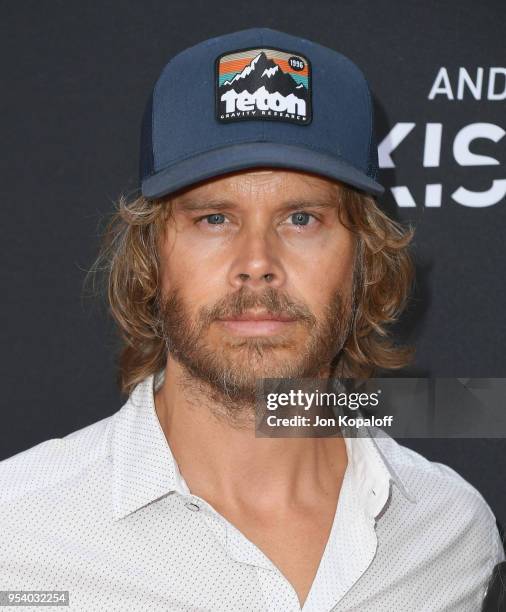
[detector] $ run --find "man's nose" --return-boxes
[228,228,286,290]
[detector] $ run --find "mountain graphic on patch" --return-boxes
[216,47,312,125]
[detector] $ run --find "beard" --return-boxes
[158,283,354,416]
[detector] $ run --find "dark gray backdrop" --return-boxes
[1,0,505,530]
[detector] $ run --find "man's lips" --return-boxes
[216,310,297,336]
[219,310,296,322]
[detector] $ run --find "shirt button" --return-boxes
[184,501,201,512]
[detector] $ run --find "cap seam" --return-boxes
[260,28,266,143]
[365,84,374,178]
[362,75,376,179]
[151,72,162,172]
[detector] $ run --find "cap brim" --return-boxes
[142,142,384,199]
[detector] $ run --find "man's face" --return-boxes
[158,169,356,404]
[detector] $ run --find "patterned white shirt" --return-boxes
[0,371,503,611]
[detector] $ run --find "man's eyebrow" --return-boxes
[176,197,340,213]
[176,198,236,212]
[280,198,340,212]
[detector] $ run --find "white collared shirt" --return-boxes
[0,372,503,611]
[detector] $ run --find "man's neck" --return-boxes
[153,357,348,508]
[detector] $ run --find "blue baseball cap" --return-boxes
[140,27,384,199]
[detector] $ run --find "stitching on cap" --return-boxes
[363,75,375,179]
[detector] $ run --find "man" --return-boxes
[0,27,503,611]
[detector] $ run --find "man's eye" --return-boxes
[290,212,315,226]
[201,213,226,224]
[197,212,316,227]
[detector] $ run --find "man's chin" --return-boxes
[173,337,335,411]
[211,333,327,380]
[183,345,311,400]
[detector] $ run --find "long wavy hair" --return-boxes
[87,181,416,396]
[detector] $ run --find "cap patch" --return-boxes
[216,47,312,125]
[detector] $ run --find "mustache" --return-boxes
[198,286,317,327]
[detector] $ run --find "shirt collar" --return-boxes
[111,372,416,521]
[344,429,417,519]
[111,371,189,521]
